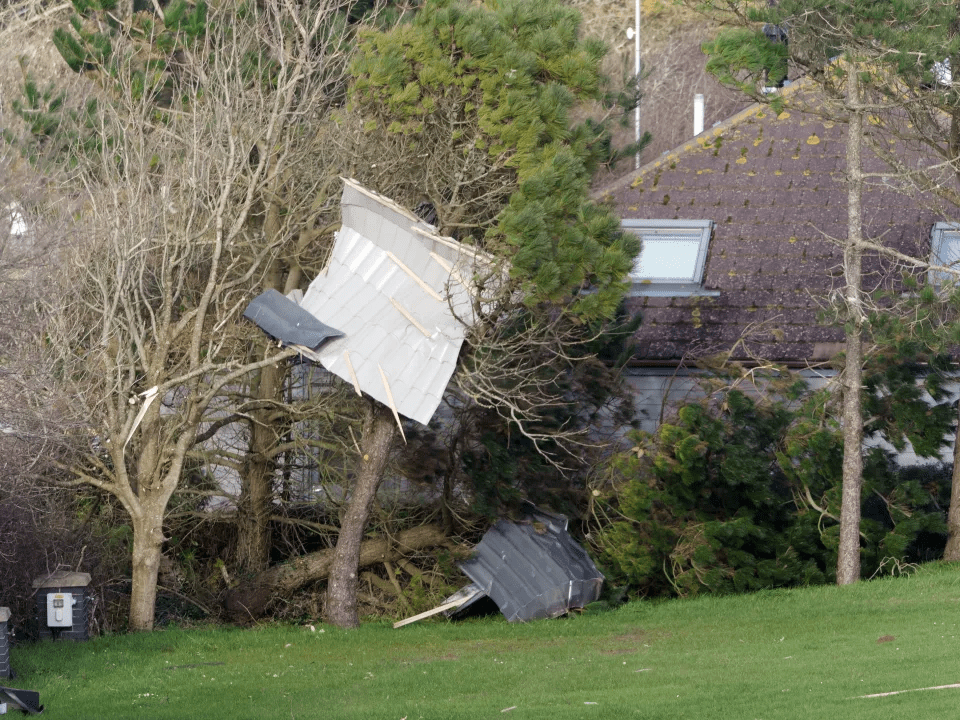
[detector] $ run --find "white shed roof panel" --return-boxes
[298,179,490,425]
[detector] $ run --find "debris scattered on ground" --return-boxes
[857,683,960,699]
[395,503,603,627]
[0,685,43,715]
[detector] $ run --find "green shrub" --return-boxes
[592,381,948,599]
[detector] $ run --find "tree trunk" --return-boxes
[837,66,865,586]
[943,405,960,561]
[325,400,397,628]
[129,509,165,631]
[945,57,960,563]
[224,524,449,620]
[236,363,285,574]
[236,447,276,574]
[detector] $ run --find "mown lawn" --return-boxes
[8,562,960,719]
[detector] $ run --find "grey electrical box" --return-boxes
[33,572,91,641]
[46,593,74,628]
[0,608,9,679]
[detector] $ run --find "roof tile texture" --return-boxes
[598,92,942,364]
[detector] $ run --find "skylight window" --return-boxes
[930,222,960,287]
[622,219,714,296]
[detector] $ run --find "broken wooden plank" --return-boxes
[430,252,474,296]
[342,177,423,224]
[392,598,468,629]
[124,386,159,450]
[378,364,406,443]
[389,297,433,337]
[857,683,960,698]
[343,350,362,396]
[412,226,482,259]
[385,251,443,301]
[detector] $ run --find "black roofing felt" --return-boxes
[243,289,342,350]
[0,686,43,715]
[458,506,603,622]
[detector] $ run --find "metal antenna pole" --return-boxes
[632,0,641,169]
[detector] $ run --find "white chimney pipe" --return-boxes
[694,93,704,136]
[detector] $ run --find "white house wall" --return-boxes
[626,366,956,468]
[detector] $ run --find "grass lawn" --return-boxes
[8,562,960,719]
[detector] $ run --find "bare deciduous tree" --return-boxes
[0,66,99,625]
[21,0,368,630]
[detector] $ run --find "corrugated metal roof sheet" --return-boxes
[298,179,488,425]
[457,506,604,622]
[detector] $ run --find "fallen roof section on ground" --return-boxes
[394,504,604,627]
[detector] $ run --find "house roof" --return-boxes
[595,83,939,366]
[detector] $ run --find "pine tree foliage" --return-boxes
[331,0,650,529]
[697,0,960,175]
[10,0,361,172]
[348,0,644,322]
[51,0,206,87]
[698,1,960,90]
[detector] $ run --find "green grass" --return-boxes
[9,563,960,719]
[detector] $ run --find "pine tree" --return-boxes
[348,0,643,319]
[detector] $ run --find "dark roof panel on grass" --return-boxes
[458,506,603,622]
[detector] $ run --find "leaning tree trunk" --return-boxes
[837,66,865,586]
[943,407,960,561]
[325,399,397,628]
[944,70,960,563]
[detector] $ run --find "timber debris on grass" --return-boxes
[857,683,960,698]
[225,524,450,620]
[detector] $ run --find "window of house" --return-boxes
[930,222,960,287]
[622,219,716,296]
